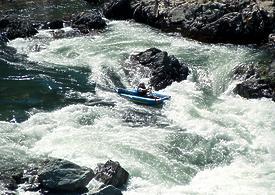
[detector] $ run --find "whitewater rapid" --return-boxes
[3,20,275,194]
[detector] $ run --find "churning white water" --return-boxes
[4,20,275,194]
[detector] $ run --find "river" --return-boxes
[1,6,275,194]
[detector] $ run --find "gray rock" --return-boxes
[234,78,275,99]
[131,48,189,90]
[94,160,129,188]
[38,158,95,192]
[72,10,107,34]
[233,60,275,101]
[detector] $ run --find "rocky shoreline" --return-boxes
[0,157,128,194]
[102,0,274,44]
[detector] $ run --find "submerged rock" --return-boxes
[72,10,107,34]
[131,48,189,90]
[94,160,129,188]
[91,185,123,195]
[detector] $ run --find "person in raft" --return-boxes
[137,82,159,100]
[137,82,149,96]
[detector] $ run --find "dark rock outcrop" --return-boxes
[72,10,107,34]
[37,158,95,192]
[103,0,275,44]
[233,62,275,101]
[0,158,129,194]
[103,0,133,19]
[91,185,123,195]
[167,0,273,44]
[131,48,189,90]
[234,78,275,99]
[0,172,23,192]
[94,160,129,188]
[41,20,64,29]
[0,17,38,40]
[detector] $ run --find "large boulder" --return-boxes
[72,10,107,34]
[233,61,275,101]
[37,158,95,192]
[131,48,189,90]
[234,78,275,99]
[94,160,129,188]
[0,17,38,40]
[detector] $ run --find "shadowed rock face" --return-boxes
[103,0,275,44]
[0,158,130,194]
[104,0,133,19]
[233,62,275,101]
[94,160,129,188]
[130,48,189,90]
[72,10,107,34]
[0,17,38,40]
[37,158,95,192]
[234,78,275,99]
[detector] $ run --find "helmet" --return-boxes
[138,82,145,87]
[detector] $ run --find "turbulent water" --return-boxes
[1,19,275,194]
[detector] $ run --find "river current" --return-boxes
[1,19,275,194]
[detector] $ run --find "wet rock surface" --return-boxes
[103,0,275,44]
[94,160,129,188]
[233,62,275,101]
[0,157,129,194]
[37,158,95,192]
[130,48,189,90]
[72,10,107,34]
[0,17,38,40]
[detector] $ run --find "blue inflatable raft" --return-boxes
[116,88,170,106]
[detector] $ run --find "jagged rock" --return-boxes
[0,158,128,194]
[72,10,106,34]
[91,185,123,195]
[233,60,275,101]
[94,160,129,188]
[37,158,95,192]
[131,48,189,90]
[103,0,274,44]
[0,17,38,40]
[233,64,259,80]
[0,169,24,193]
[234,78,275,99]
